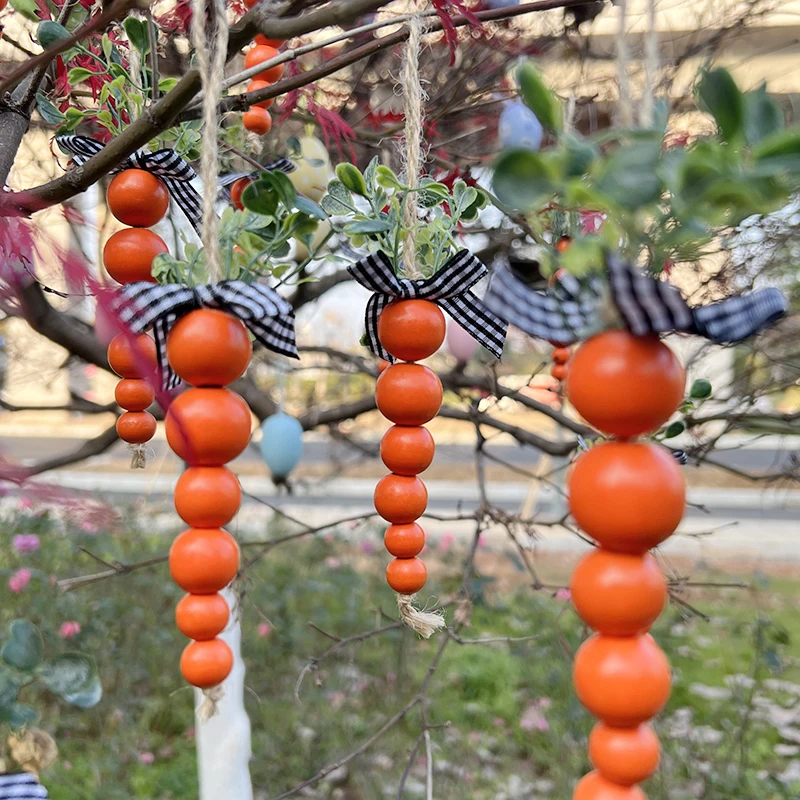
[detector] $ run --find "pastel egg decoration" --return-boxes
[498,100,543,152]
[260,412,304,482]
[447,320,479,363]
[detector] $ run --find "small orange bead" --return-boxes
[115,379,155,411]
[573,771,646,800]
[384,523,425,558]
[116,411,157,444]
[589,723,660,786]
[176,593,230,640]
[386,557,427,594]
[375,364,442,425]
[551,363,568,381]
[180,638,233,688]
[552,346,570,364]
[380,426,435,476]
[246,79,274,109]
[107,333,157,379]
[243,107,273,135]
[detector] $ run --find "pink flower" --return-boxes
[79,521,98,534]
[257,623,271,638]
[520,698,551,733]
[59,621,81,638]
[555,588,571,601]
[8,568,32,593]
[17,497,33,510]
[325,557,341,569]
[360,540,375,554]
[477,534,487,549]
[438,533,455,553]
[138,752,155,765]
[328,691,346,710]
[12,534,40,555]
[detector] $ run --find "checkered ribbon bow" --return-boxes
[56,135,202,235]
[348,250,508,362]
[110,281,298,390]
[486,252,786,345]
[0,774,48,798]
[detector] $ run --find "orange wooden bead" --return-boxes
[174,467,242,528]
[380,426,435,476]
[169,528,240,594]
[373,474,428,523]
[180,638,233,688]
[573,634,672,727]
[116,411,157,443]
[552,346,570,364]
[589,723,660,786]
[384,523,425,558]
[107,333,157,379]
[570,550,667,636]
[551,363,568,381]
[176,593,230,640]
[377,300,446,362]
[386,557,427,594]
[375,364,442,425]
[115,378,155,411]
[573,771,646,800]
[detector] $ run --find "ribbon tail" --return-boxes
[364,293,392,362]
[692,287,787,343]
[484,265,592,345]
[162,176,203,237]
[248,316,299,359]
[438,292,508,360]
[347,251,403,295]
[153,315,180,390]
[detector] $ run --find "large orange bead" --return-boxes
[573,634,672,727]
[567,442,685,553]
[165,388,252,465]
[169,528,240,594]
[166,309,252,387]
[373,475,428,523]
[573,771,646,800]
[589,723,660,786]
[380,426,435,475]
[566,330,685,438]
[570,550,667,636]
[107,169,170,228]
[174,467,242,528]
[377,300,446,362]
[375,364,442,425]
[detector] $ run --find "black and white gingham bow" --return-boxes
[348,250,508,362]
[0,774,48,798]
[486,252,786,344]
[110,281,298,389]
[56,135,202,235]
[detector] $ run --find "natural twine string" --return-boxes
[190,0,229,716]
[615,0,633,127]
[191,0,229,283]
[640,0,659,127]
[401,15,424,280]
[129,443,147,469]
[395,12,444,639]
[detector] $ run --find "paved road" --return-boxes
[3,435,798,475]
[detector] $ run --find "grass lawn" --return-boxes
[1,502,798,799]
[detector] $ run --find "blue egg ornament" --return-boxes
[260,413,304,482]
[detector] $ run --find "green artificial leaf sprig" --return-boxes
[152,170,326,287]
[321,156,488,277]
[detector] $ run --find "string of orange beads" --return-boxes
[165,309,253,691]
[104,169,169,467]
[374,301,444,621]
[565,330,686,800]
[241,0,286,134]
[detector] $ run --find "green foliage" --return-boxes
[517,61,562,132]
[493,63,800,276]
[322,157,488,275]
[690,378,714,399]
[0,619,101,732]
[153,170,324,286]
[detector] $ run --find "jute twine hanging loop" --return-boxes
[395,14,445,639]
